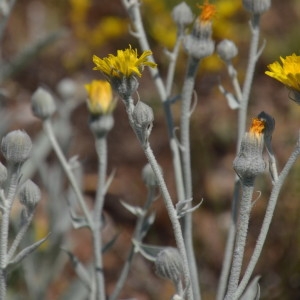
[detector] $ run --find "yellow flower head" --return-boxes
[249,118,265,137]
[93,45,157,79]
[85,80,115,115]
[265,53,300,93]
[197,0,217,23]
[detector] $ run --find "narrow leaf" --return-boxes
[7,233,50,271]
[102,233,119,254]
[120,200,144,217]
[132,239,165,262]
[62,248,91,290]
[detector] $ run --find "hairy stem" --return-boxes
[180,56,201,300]
[237,14,261,147]
[92,136,107,300]
[43,119,93,229]
[235,143,300,299]
[225,181,254,299]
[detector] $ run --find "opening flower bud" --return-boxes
[234,119,266,185]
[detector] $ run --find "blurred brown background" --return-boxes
[1,0,300,299]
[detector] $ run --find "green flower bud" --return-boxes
[1,130,32,164]
[56,78,76,100]
[217,39,238,62]
[132,101,154,145]
[155,247,184,285]
[19,180,41,211]
[172,2,194,30]
[31,87,56,120]
[142,163,160,187]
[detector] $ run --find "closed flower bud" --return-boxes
[1,130,32,164]
[142,163,160,187]
[172,2,194,30]
[19,180,41,211]
[217,39,238,62]
[242,0,271,14]
[31,87,56,120]
[56,78,76,100]
[132,101,154,145]
[132,101,154,127]
[0,162,7,186]
[234,118,266,185]
[155,247,184,285]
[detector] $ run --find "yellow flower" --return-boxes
[93,45,157,78]
[197,0,217,23]
[265,53,300,93]
[85,80,115,114]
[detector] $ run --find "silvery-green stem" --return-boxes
[216,180,240,300]
[123,0,186,208]
[43,119,93,229]
[180,56,201,300]
[164,34,186,207]
[143,145,193,300]
[124,98,192,299]
[238,14,261,147]
[225,181,255,300]
[166,36,183,97]
[109,186,156,300]
[0,165,20,298]
[93,136,107,300]
[234,143,300,299]
[121,0,166,101]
